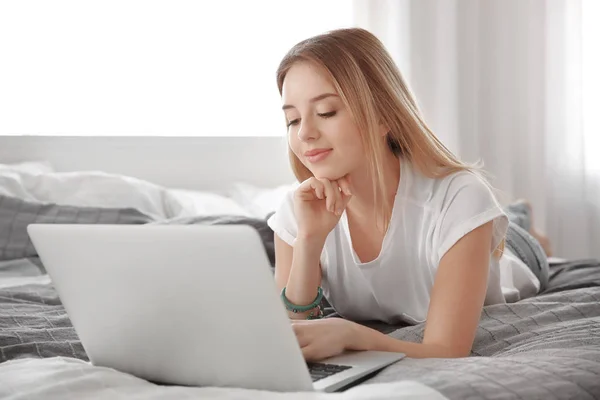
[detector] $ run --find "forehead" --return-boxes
[281,61,337,104]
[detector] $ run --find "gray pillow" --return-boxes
[151,213,276,269]
[0,194,153,262]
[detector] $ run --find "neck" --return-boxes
[346,149,401,218]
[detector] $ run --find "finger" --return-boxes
[301,344,319,362]
[335,177,353,213]
[296,332,310,348]
[291,321,306,331]
[297,178,322,200]
[309,179,325,200]
[320,179,336,213]
[339,185,353,210]
[340,191,352,211]
[345,174,353,187]
[291,323,312,346]
[337,176,352,196]
[330,181,343,216]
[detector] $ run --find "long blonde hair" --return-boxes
[276,28,484,234]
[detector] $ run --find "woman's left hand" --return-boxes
[291,318,360,362]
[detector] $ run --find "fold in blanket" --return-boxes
[1,260,599,399]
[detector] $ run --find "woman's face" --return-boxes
[281,61,366,181]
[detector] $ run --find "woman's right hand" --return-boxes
[294,176,353,242]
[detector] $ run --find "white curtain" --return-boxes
[354,0,600,259]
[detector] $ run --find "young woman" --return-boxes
[267,28,551,362]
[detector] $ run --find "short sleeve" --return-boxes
[266,188,298,247]
[433,172,509,266]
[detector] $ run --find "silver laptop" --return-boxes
[27,223,404,393]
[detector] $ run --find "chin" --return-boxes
[310,166,348,182]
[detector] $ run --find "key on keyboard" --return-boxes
[307,362,352,382]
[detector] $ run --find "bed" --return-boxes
[1,136,599,400]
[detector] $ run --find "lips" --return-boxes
[304,148,333,163]
[304,148,332,157]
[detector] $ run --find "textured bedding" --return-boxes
[1,193,600,399]
[0,194,152,262]
[1,259,599,399]
[0,357,445,400]
[382,277,600,399]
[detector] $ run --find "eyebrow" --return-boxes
[282,93,339,110]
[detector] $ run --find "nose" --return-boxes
[297,116,320,142]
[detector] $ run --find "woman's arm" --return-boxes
[274,234,324,320]
[346,221,494,358]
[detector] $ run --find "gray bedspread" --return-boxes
[380,283,600,399]
[1,194,599,399]
[0,267,87,362]
[1,259,599,399]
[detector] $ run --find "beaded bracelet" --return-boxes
[281,286,323,314]
[307,306,324,320]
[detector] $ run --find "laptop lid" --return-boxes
[27,223,314,392]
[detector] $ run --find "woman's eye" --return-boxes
[318,111,337,118]
[287,119,300,127]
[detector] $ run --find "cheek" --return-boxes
[335,124,364,155]
[340,142,365,163]
[287,132,302,158]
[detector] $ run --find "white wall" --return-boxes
[0,136,296,192]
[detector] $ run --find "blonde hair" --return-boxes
[276,28,485,234]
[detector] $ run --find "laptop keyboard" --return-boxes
[307,362,352,382]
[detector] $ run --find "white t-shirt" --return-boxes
[267,158,538,325]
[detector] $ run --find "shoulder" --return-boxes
[426,170,508,263]
[436,170,499,209]
[406,164,500,213]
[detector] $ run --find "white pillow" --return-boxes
[0,161,54,175]
[166,189,251,218]
[0,167,256,220]
[0,170,174,220]
[229,182,298,219]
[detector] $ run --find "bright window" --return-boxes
[582,0,600,173]
[0,1,353,136]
